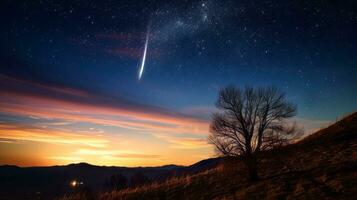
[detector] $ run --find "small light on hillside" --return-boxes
[70,180,83,187]
[70,180,77,187]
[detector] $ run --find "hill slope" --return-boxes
[71,112,357,200]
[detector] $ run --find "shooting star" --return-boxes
[138,31,149,80]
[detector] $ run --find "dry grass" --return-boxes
[100,168,220,200]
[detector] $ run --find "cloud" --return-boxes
[0,74,209,136]
[153,133,211,149]
[0,122,109,148]
[75,148,160,159]
[0,138,17,144]
[105,46,161,59]
[96,32,143,42]
[37,121,75,126]
[180,105,218,120]
[115,153,161,159]
[95,31,162,59]
[47,156,84,161]
[168,137,210,149]
[105,47,146,59]
[0,74,89,98]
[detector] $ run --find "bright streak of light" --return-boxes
[138,31,149,80]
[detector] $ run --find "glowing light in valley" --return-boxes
[70,180,77,187]
[70,180,83,187]
[138,30,149,80]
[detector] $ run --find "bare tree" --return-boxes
[209,86,299,180]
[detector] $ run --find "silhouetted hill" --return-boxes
[0,157,219,200]
[62,112,356,200]
[178,157,223,174]
[301,112,357,143]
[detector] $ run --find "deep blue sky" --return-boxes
[0,0,356,166]
[2,0,357,119]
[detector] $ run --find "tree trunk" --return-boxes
[246,156,259,181]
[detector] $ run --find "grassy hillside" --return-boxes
[61,112,357,200]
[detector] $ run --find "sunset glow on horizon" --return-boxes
[0,75,212,167]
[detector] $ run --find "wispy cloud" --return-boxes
[96,32,143,41]
[95,31,162,59]
[0,122,109,148]
[75,148,161,159]
[153,133,211,149]
[168,137,210,149]
[0,74,209,136]
[47,156,84,161]
[105,47,146,59]
[105,46,161,59]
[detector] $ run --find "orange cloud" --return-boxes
[0,74,209,135]
[0,123,109,148]
[0,90,209,135]
[75,148,161,159]
[153,133,211,149]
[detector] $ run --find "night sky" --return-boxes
[0,0,356,166]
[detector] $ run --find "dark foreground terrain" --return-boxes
[61,112,357,200]
[0,151,220,200]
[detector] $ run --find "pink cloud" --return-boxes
[0,75,209,136]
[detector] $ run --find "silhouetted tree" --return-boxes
[209,86,299,180]
[130,172,150,187]
[108,173,127,191]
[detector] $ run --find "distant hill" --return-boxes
[0,158,220,200]
[60,112,356,200]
